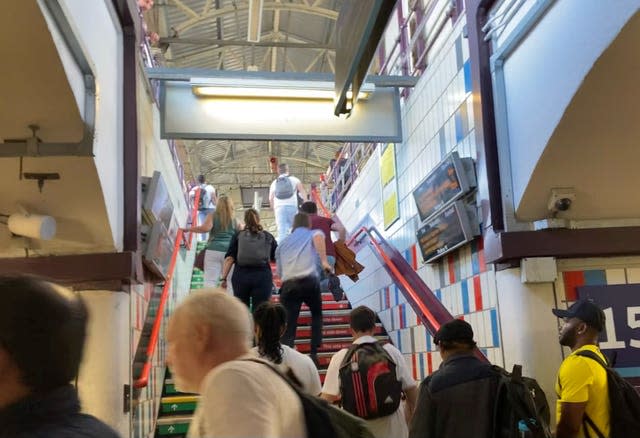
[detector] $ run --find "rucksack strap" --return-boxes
[573,350,609,438]
[575,350,610,369]
[583,414,605,438]
[339,341,395,368]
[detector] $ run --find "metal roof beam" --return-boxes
[159,36,334,50]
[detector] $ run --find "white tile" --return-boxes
[606,268,627,285]
[627,268,640,283]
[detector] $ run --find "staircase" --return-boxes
[155,241,206,438]
[154,243,390,436]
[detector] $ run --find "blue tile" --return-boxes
[463,60,472,93]
[439,127,446,158]
[490,309,500,347]
[419,353,425,378]
[584,270,607,285]
[461,281,470,314]
[471,240,480,275]
[426,330,432,351]
[396,331,402,351]
[455,109,463,143]
[455,36,463,71]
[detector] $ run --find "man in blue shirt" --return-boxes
[276,213,332,365]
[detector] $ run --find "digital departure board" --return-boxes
[416,202,474,263]
[412,152,474,222]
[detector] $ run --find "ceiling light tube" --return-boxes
[190,77,374,101]
[247,0,264,43]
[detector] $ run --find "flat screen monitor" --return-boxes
[416,201,475,263]
[143,220,173,279]
[412,152,474,223]
[142,171,174,228]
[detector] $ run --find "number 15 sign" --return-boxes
[578,284,640,374]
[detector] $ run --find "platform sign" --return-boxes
[412,152,473,222]
[577,284,640,375]
[416,201,474,263]
[380,143,399,229]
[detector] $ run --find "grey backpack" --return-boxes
[274,176,295,199]
[236,230,272,266]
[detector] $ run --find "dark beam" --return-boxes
[484,227,640,264]
[160,37,334,50]
[0,252,137,287]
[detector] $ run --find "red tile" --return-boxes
[473,275,483,310]
[562,271,584,301]
[448,255,456,284]
[478,238,487,273]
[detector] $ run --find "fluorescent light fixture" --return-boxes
[247,0,264,43]
[190,77,374,101]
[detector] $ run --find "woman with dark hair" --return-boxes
[220,209,277,310]
[251,302,321,396]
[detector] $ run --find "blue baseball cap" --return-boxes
[552,299,605,332]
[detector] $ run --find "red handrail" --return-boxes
[134,188,202,389]
[310,186,331,218]
[347,227,440,331]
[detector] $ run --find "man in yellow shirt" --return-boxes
[552,299,609,438]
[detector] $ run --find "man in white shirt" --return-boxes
[269,163,307,242]
[189,174,217,241]
[166,289,306,438]
[321,306,418,438]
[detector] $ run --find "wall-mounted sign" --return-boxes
[416,201,476,263]
[577,284,640,375]
[412,152,476,223]
[142,171,174,228]
[380,143,400,229]
[143,220,173,279]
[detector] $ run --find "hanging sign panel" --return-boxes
[161,82,402,142]
[380,143,399,229]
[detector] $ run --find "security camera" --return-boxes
[548,188,576,214]
[554,198,572,211]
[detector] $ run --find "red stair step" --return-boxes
[272,292,341,303]
[296,323,383,339]
[298,310,351,326]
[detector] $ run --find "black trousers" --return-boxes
[280,275,323,355]
[232,267,272,311]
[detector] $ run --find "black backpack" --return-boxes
[274,176,294,199]
[245,359,374,438]
[575,350,640,438]
[236,230,272,266]
[492,364,552,438]
[339,342,403,420]
[196,184,210,210]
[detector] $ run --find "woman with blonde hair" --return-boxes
[183,195,242,289]
[220,208,277,310]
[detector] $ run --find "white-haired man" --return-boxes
[166,289,306,438]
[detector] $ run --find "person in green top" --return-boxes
[183,195,242,290]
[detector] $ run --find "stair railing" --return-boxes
[134,188,202,389]
[347,225,489,363]
[310,185,332,218]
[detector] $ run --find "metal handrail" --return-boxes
[347,225,489,362]
[133,188,201,389]
[310,186,331,218]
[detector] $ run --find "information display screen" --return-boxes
[412,152,467,222]
[416,202,471,263]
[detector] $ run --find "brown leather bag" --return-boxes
[334,241,364,282]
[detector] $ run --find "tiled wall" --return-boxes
[338,13,504,381]
[131,249,195,438]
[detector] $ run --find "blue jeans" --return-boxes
[197,208,215,241]
[275,204,297,243]
[318,255,336,294]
